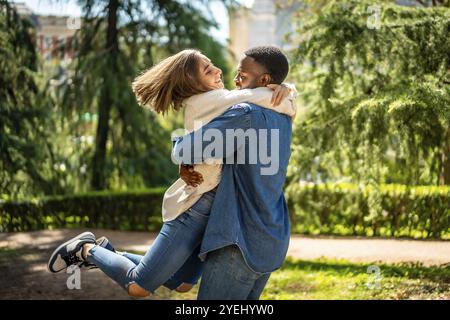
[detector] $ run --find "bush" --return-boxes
[286,183,450,239]
[0,188,165,232]
[2,184,449,239]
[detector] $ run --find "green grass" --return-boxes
[0,247,24,258]
[154,257,450,300]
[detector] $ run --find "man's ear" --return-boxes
[260,74,272,86]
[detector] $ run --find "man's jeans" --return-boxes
[86,191,215,293]
[197,245,271,300]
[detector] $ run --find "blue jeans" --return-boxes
[197,245,271,300]
[121,245,203,290]
[86,191,215,293]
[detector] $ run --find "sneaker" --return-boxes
[96,236,116,253]
[47,231,96,273]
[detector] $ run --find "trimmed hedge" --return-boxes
[1,184,449,239]
[0,188,165,232]
[286,183,450,239]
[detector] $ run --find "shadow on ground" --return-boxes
[0,229,152,300]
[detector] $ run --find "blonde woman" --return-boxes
[48,48,296,298]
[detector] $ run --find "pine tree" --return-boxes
[0,0,60,197]
[288,0,450,186]
[57,0,232,190]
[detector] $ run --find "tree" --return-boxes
[288,0,450,187]
[0,0,62,197]
[57,0,232,191]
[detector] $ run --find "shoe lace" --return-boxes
[63,251,83,266]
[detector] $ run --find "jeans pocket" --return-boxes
[188,192,214,218]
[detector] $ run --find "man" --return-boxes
[174,46,293,299]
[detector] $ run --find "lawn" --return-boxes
[155,257,450,300]
[0,246,448,300]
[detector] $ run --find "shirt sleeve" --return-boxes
[217,88,296,119]
[172,105,251,165]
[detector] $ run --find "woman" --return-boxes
[47,49,296,298]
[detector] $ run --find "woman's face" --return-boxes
[197,55,224,90]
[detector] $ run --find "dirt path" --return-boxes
[0,229,449,299]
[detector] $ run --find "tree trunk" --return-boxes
[439,128,450,185]
[91,0,119,190]
[91,92,112,190]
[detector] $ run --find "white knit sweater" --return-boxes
[162,87,297,222]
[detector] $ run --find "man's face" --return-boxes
[234,56,270,89]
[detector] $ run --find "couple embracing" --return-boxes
[48,46,296,300]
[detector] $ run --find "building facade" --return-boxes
[13,2,79,61]
[228,0,300,61]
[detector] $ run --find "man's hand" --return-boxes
[179,165,204,187]
[266,83,292,106]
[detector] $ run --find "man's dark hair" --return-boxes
[244,46,289,84]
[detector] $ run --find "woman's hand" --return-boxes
[180,164,203,187]
[266,84,291,106]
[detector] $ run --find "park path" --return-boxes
[0,229,448,300]
[1,228,449,266]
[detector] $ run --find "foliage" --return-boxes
[286,182,450,239]
[2,183,449,239]
[1,0,235,197]
[55,0,233,191]
[0,0,66,197]
[0,188,165,232]
[288,0,450,187]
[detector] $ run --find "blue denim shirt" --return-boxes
[172,103,292,273]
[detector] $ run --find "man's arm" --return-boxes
[172,105,250,165]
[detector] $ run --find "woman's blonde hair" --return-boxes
[132,49,206,114]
